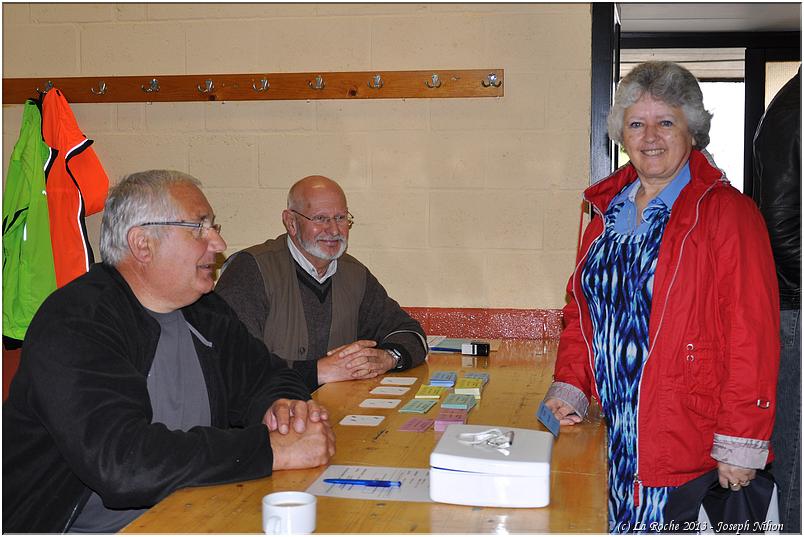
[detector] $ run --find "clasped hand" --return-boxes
[264,399,336,470]
[317,340,394,384]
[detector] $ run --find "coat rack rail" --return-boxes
[2,69,504,104]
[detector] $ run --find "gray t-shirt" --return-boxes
[69,309,211,533]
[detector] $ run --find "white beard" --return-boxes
[299,234,347,261]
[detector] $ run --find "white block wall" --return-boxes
[3,3,592,309]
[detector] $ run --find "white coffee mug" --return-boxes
[261,491,316,534]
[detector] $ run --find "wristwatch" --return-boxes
[386,348,403,370]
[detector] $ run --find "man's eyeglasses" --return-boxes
[138,220,222,239]
[291,210,354,229]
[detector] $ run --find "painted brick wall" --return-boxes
[2,3,591,309]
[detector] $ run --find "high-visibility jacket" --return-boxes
[42,89,108,288]
[2,100,57,341]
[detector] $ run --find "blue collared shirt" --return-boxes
[610,161,691,235]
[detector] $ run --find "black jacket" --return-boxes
[753,69,801,310]
[2,263,311,533]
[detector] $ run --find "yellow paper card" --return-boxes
[414,385,448,399]
[454,378,483,398]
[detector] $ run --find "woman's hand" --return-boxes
[544,398,583,426]
[717,461,756,491]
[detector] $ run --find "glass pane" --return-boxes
[613,82,745,192]
[701,81,745,191]
[616,48,747,190]
[765,61,801,108]
[620,48,745,79]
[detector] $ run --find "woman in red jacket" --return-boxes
[543,62,779,532]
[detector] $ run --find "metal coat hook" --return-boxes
[308,75,326,90]
[36,80,54,94]
[90,80,107,95]
[197,79,214,94]
[425,73,442,89]
[141,79,160,93]
[481,73,502,88]
[368,74,384,89]
[252,78,270,92]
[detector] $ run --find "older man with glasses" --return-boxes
[3,170,335,533]
[216,175,427,392]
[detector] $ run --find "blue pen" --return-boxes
[323,478,402,488]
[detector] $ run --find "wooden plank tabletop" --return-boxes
[122,340,607,533]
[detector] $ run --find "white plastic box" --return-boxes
[429,424,553,508]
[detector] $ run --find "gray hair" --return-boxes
[608,61,713,149]
[99,170,201,266]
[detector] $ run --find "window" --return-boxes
[619,48,748,190]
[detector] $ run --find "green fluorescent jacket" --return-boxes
[3,100,57,341]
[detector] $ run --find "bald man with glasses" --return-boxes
[216,175,427,392]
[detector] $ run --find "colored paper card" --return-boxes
[428,337,465,352]
[400,399,437,414]
[434,419,466,431]
[398,417,434,432]
[340,415,385,426]
[359,398,401,409]
[414,385,448,399]
[434,408,468,432]
[381,376,418,386]
[454,378,483,398]
[536,401,560,437]
[464,372,490,385]
[442,393,477,410]
[370,386,410,396]
[427,335,446,348]
[435,408,468,421]
[428,371,457,387]
[455,378,483,389]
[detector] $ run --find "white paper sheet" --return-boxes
[359,398,401,409]
[381,376,418,386]
[306,465,431,503]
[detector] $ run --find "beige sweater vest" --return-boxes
[243,234,365,363]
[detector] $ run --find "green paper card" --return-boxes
[442,393,477,410]
[399,399,437,413]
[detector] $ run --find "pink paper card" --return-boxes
[434,408,468,432]
[436,408,468,420]
[398,417,434,432]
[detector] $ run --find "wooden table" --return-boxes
[122,340,607,533]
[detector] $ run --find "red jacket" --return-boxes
[42,89,109,288]
[554,150,780,487]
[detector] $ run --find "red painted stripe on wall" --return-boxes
[403,307,563,339]
[3,348,21,401]
[1,308,565,400]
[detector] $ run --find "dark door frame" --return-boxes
[590,3,620,184]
